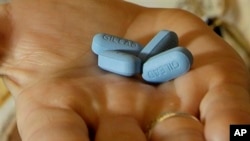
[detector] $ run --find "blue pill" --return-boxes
[92,33,143,55]
[142,47,193,83]
[98,51,141,76]
[138,30,178,62]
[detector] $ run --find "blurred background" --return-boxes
[0,0,250,140]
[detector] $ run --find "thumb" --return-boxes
[0,3,11,64]
[0,2,11,41]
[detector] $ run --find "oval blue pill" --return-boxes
[142,47,193,83]
[138,30,178,62]
[98,51,141,76]
[92,33,143,55]
[167,46,193,65]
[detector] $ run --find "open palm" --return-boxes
[0,0,249,141]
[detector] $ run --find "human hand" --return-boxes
[0,0,250,141]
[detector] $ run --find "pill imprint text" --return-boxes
[103,34,138,48]
[148,61,180,79]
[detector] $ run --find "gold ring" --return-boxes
[146,112,199,139]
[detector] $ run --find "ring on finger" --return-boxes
[146,112,200,139]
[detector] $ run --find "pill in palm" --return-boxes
[92,33,143,55]
[138,30,178,62]
[142,47,193,83]
[98,51,141,76]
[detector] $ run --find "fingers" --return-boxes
[16,103,90,141]
[200,84,250,141]
[95,116,146,141]
[15,87,90,141]
[148,113,204,141]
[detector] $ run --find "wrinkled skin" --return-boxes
[0,0,250,141]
